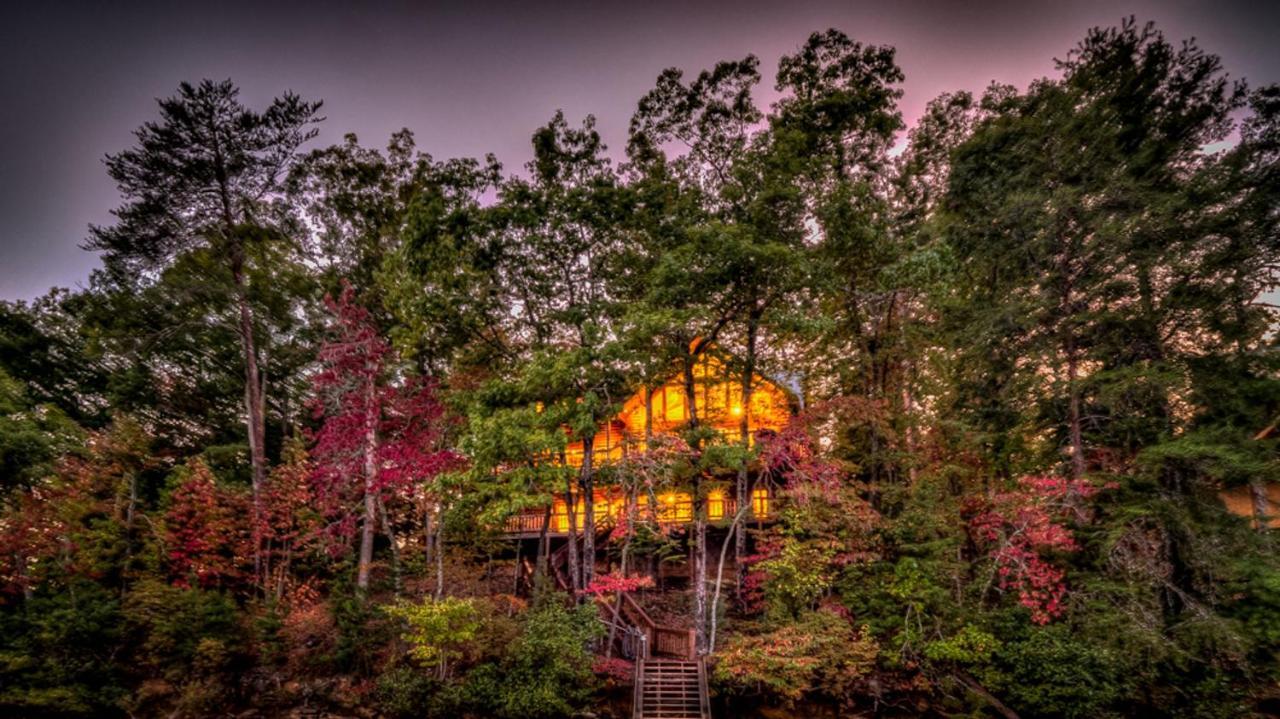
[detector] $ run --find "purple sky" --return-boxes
[2,0,1277,300]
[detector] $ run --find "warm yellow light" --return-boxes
[751,487,770,518]
[708,489,725,520]
[731,404,743,416]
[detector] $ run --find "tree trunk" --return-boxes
[233,266,269,588]
[580,433,596,589]
[564,466,581,594]
[681,351,708,654]
[377,495,402,595]
[435,519,445,598]
[710,504,750,653]
[219,146,268,591]
[693,494,707,655]
[736,309,760,603]
[422,500,434,570]
[357,396,378,591]
[644,385,654,445]
[682,355,700,429]
[1065,332,1086,480]
[1250,479,1272,532]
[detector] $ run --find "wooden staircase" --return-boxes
[523,537,711,718]
[633,658,710,719]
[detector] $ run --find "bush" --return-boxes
[0,581,126,716]
[465,593,602,719]
[121,579,247,714]
[713,607,878,707]
[979,622,1129,719]
[385,595,481,679]
[375,665,441,719]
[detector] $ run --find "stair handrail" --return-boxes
[697,657,712,719]
[546,539,695,661]
[631,655,645,719]
[593,593,650,660]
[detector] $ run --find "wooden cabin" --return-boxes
[503,348,798,537]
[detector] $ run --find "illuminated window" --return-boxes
[751,488,770,518]
[655,492,693,523]
[707,490,725,521]
[552,497,568,533]
[663,386,685,421]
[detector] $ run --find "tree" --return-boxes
[0,367,82,491]
[163,458,249,590]
[774,30,916,493]
[87,80,323,579]
[626,55,771,651]
[385,595,481,680]
[499,111,631,589]
[309,284,459,591]
[0,289,110,429]
[943,19,1266,484]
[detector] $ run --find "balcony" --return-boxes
[501,487,774,536]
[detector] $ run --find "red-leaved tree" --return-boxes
[309,284,460,591]
[967,475,1104,624]
[164,458,250,590]
[259,441,323,600]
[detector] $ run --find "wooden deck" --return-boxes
[502,492,773,537]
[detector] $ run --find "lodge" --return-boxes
[501,347,799,539]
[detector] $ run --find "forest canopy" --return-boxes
[2,17,1279,719]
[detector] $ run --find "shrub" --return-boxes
[0,581,126,716]
[385,595,481,679]
[713,608,878,707]
[466,593,602,719]
[375,665,440,719]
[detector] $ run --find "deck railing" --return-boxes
[504,510,549,535]
[503,493,775,535]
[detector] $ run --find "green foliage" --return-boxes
[123,580,244,682]
[923,624,1000,665]
[978,622,1131,719]
[0,367,82,490]
[375,665,443,719]
[0,17,1279,719]
[0,581,126,716]
[463,594,602,719]
[759,536,834,619]
[385,595,481,677]
[328,574,393,674]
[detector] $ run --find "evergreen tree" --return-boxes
[86,80,322,581]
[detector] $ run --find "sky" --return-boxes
[1,0,1278,300]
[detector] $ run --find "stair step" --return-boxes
[636,658,708,719]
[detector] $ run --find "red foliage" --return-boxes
[754,405,854,506]
[738,535,782,615]
[307,283,462,550]
[257,445,326,594]
[966,475,1103,624]
[579,571,655,597]
[0,429,148,598]
[164,458,250,589]
[259,447,316,551]
[613,434,697,539]
[593,656,635,682]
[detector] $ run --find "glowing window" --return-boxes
[663,386,685,421]
[751,488,770,518]
[707,490,725,521]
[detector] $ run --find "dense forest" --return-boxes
[2,17,1280,718]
